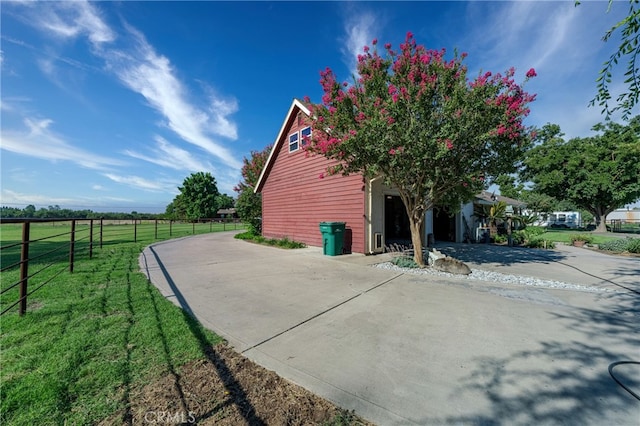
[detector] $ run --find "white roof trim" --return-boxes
[255,99,311,193]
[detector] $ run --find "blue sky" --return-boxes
[1,1,632,213]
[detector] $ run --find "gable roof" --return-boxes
[255,98,311,193]
[475,190,526,208]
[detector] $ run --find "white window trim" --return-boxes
[300,126,312,147]
[288,131,299,152]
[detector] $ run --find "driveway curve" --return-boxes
[140,231,639,425]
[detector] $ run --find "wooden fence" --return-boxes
[0,218,243,316]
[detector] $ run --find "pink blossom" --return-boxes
[389,148,396,155]
[388,84,397,94]
[319,173,325,179]
[392,93,399,103]
[387,117,395,125]
[526,68,537,78]
[385,43,392,50]
[406,31,413,39]
[372,38,378,45]
[445,139,453,150]
[364,45,370,53]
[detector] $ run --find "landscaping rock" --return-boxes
[426,248,447,266]
[433,257,472,275]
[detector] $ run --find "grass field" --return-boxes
[0,223,229,425]
[1,221,367,425]
[539,228,629,245]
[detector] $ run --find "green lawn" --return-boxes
[0,224,228,425]
[540,228,628,245]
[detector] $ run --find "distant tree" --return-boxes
[495,175,524,200]
[0,206,22,218]
[175,172,220,220]
[308,32,536,265]
[165,194,185,220]
[523,118,640,232]
[235,145,271,234]
[578,0,640,119]
[215,194,235,211]
[23,204,36,218]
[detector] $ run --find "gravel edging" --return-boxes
[373,262,614,293]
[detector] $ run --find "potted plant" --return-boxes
[569,233,593,247]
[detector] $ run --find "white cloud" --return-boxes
[8,1,243,171]
[103,173,177,193]
[341,12,377,78]
[123,135,214,172]
[1,188,82,207]
[101,26,242,169]
[1,117,124,170]
[35,0,115,47]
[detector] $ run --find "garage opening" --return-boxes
[433,206,456,242]
[384,195,411,246]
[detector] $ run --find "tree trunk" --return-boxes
[398,191,426,267]
[408,213,425,267]
[593,207,609,233]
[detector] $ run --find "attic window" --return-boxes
[300,126,312,147]
[289,132,299,152]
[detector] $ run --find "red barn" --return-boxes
[255,99,436,254]
[255,99,521,253]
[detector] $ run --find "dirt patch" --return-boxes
[101,343,372,425]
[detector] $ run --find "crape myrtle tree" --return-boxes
[523,118,640,232]
[235,145,271,234]
[306,32,537,266]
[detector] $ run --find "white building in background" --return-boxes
[534,211,581,228]
[606,208,640,222]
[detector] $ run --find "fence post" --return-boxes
[89,219,94,259]
[210,220,212,232]
[134,219,138,243]
[100,218,104,249]
[170,220,173,237]
[155,219,158,239]
[193,221,195,234]
[69,220,76,273]
[19,222,30,316]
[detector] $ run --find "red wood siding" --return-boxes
[261,112,366,253]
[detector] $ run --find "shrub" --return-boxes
[493,234,507,244]
[392,256,419,268]
[627,238,640,253]
[525,238,556,249]
[234,232,305,248]
[599,237,640,253]
[511,231,527,245]
[234,231,255,240]
[569,233,594,244]
[523,226,545,238]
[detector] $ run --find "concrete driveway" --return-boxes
[140,232,639,425]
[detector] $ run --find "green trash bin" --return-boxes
[319,222,346,256]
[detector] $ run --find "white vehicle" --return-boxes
[547,211,581,228]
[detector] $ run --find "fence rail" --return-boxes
[608,218,640,233]
[0,218,243,316]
